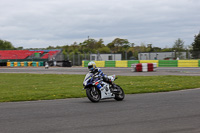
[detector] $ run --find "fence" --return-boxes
[55,53,90,66]
[1,51,200,67]
[56,51,199,66]
[55,52,133,66]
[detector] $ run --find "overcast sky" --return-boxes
[0,0,200,48]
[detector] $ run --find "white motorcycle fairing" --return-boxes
[100,82,115,99]
[99,75,116,99]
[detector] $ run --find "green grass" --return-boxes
[1,73,200,102]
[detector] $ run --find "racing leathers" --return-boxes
[90,67,113,89]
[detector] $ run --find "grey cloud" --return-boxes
[0,0,199,48]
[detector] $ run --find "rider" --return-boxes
[87,61,117,91]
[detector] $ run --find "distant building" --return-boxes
[90,53,121,61]
[138,52,187,60]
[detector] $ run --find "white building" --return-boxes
[138,52,187,60]
[90,53,122,61]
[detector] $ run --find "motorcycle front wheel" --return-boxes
[114,85,125,101]
[86,87,101,102]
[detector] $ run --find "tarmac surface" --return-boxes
[0,67,200,133]
[0,67,200,76]
[0,89,200,133]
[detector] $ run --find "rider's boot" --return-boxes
[109,80,119,92]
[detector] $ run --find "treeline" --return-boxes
[45,38,190,59]
[35,33,200,59]
[0,40,23,50]
[1,31,200,59]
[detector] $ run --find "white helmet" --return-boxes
[88,61,96,71]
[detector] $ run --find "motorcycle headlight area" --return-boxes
[83,81,87,86]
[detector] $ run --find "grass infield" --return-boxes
[0,73,200,102]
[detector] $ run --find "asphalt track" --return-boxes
[0,89,200,133]
[0,67,200,76]
[0,67,200,133]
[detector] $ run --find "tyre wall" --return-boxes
[7,61,44,67]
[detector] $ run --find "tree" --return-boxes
[16,46,23,50]
[107,42,115,52]
[71,42,79,53]
[173,38,185,59]
[80,38,104,53]
[162,48,172,52]
[107,38,129,53]
[62,49,68,60]
[0,39,15,50]
[151,47,162,52]
[139,43,147,52]
[98,47,110,53]
[96,39,105,48]
[191,32,200,59]
[147,44,153,52]
[127,47,137,59]
[46,46,55,49]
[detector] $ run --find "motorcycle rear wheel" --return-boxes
[86,87,101,102]
[114,85,125,101]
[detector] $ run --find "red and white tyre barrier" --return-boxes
[132,63,157,72]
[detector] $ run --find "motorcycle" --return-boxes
[83,72,125,102]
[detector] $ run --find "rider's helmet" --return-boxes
[88,61,96,72]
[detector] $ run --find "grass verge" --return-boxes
[0,73,200,102]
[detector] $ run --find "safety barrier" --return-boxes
[7,62,11,67]
[159,60,178,67]
[82,60,200,67]
[82,60,90,67]
[105,61,115,67]
[178,60,198,67]
[7,61,44,67]
[140,60,159,67]
[94,61,105,67]
[20,62,24,67]
[199,60,200,67]
[116,61,128,67]
[32,62,39,67]
[14,62,18,67]
[24,62,28,67]
[132,63,157,72]
[128,60,139,67]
